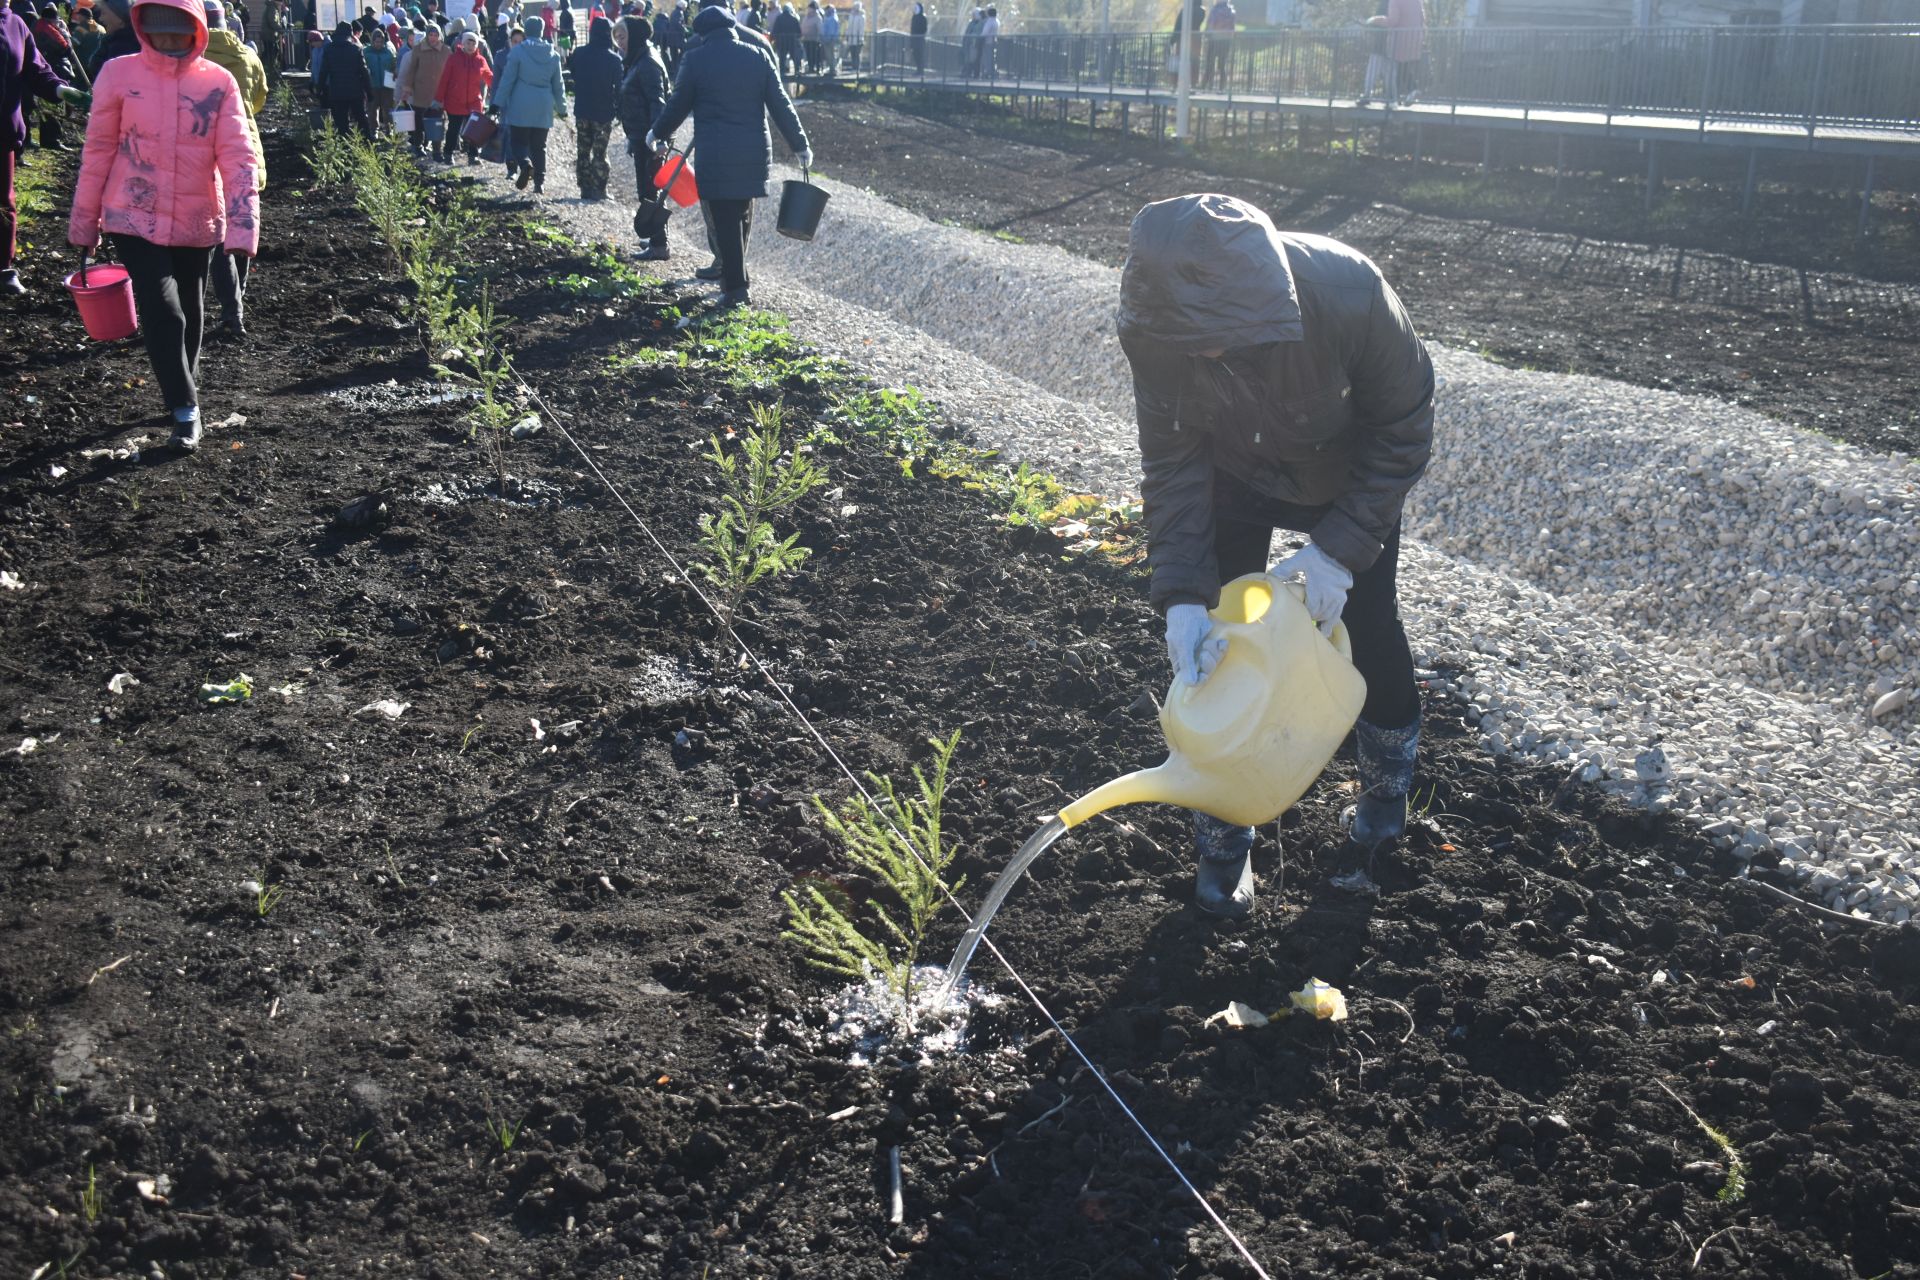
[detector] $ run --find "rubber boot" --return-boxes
[1192,812,1256,919]
[1330,711,1420,894]
[1351,711,1420,850]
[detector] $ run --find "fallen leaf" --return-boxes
[1204,1000,1270,1030]
[1289,978,1349,1022]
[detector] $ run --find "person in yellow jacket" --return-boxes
[200,0,265,338]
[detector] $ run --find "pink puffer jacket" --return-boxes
[68,0,261,256]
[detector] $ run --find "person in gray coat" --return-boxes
[1117,193,1434,917]
[646,1,808,309]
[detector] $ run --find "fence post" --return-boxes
[1605,32,1623,136]
[1805,30,1829,138]
[1697,28,1717,137]
[1858,154,1876,241]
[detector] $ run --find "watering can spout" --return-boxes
[1055,760,1201,830]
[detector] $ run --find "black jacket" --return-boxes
[567,29,624,124]
[1118,194,1434,608]
[651,6,805,200]
[314,32,370,102]
[617,40,666,144]
[83,22,139,82]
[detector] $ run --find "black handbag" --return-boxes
[632,144,690,241]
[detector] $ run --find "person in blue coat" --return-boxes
[646,0,808,309]
[566,16,622,200]
[493,13,565,192]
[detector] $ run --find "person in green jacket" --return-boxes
[363,23,397,131]
[202,0,268,337]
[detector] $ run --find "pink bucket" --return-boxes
[64,262,139,342]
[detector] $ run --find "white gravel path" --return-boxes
[467,119,1919,923]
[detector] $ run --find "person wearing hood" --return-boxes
[29,2,85,150]
[616,12,667,256]
[796,0,816,73]
[1117,193,1433,916]
[69,0,260,447]
[3,5,87,293]
[83,0,139,76]
[397,20,448,151]
[200,0,263,337]
[566,16,620,200]
[907,0,924,70]
[432,27,489,161]
[363,22,396,129]
[645,0,806,309]
[314,20,372,135]
[766,0,795,76]
[839,0,859,72]
[493,14,564,192]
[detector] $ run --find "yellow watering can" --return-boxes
[939,573,1367,992]
[1058,572,1368,830]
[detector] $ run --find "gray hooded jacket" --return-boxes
[1118,194,1433,612]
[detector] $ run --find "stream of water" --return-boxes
[937,815,1068,998]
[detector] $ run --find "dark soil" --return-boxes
[801,93,1920,455]
[5,114,1920,1280]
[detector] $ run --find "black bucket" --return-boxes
[777,177,830,241]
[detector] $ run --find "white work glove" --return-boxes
[797,146,814,169]
[643,130,659,152]
[1268,542,1353,639]
[1164,602,1226,688]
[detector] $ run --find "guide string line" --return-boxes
[508,364,1275,1280]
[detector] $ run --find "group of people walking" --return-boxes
[1,0,810,444]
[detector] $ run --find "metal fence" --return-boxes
[866,24,1920,133]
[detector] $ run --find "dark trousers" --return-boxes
[209,244,249,326]
[1213,495,1419,730]
[110,235,216,414]
[635,149,669,249]
[509,125,548,185]
[1,148,16,271]
[1203,40,1228,88]
[703,197,751,292]
[328,98,372,138]
[442,112,472,162]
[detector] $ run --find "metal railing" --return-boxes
[866,24,1920,134]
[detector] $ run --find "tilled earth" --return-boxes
[3,119,1920,1280]
[800,94,1920,455]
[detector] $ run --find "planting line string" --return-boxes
[508,367,1276,1280]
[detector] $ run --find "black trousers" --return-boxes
[509,125,548,184]
[328,98,372,138]
[209,245,250,325]
[110,235,215,414]
[634,149,669,249]
[442,112,472,162]
[1213,487,1419,730]
[702,197,751,292]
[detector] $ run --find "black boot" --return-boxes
[1192,812,1256,919]
[1329,711,1421,894]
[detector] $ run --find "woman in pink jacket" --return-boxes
[68,0,260,449]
